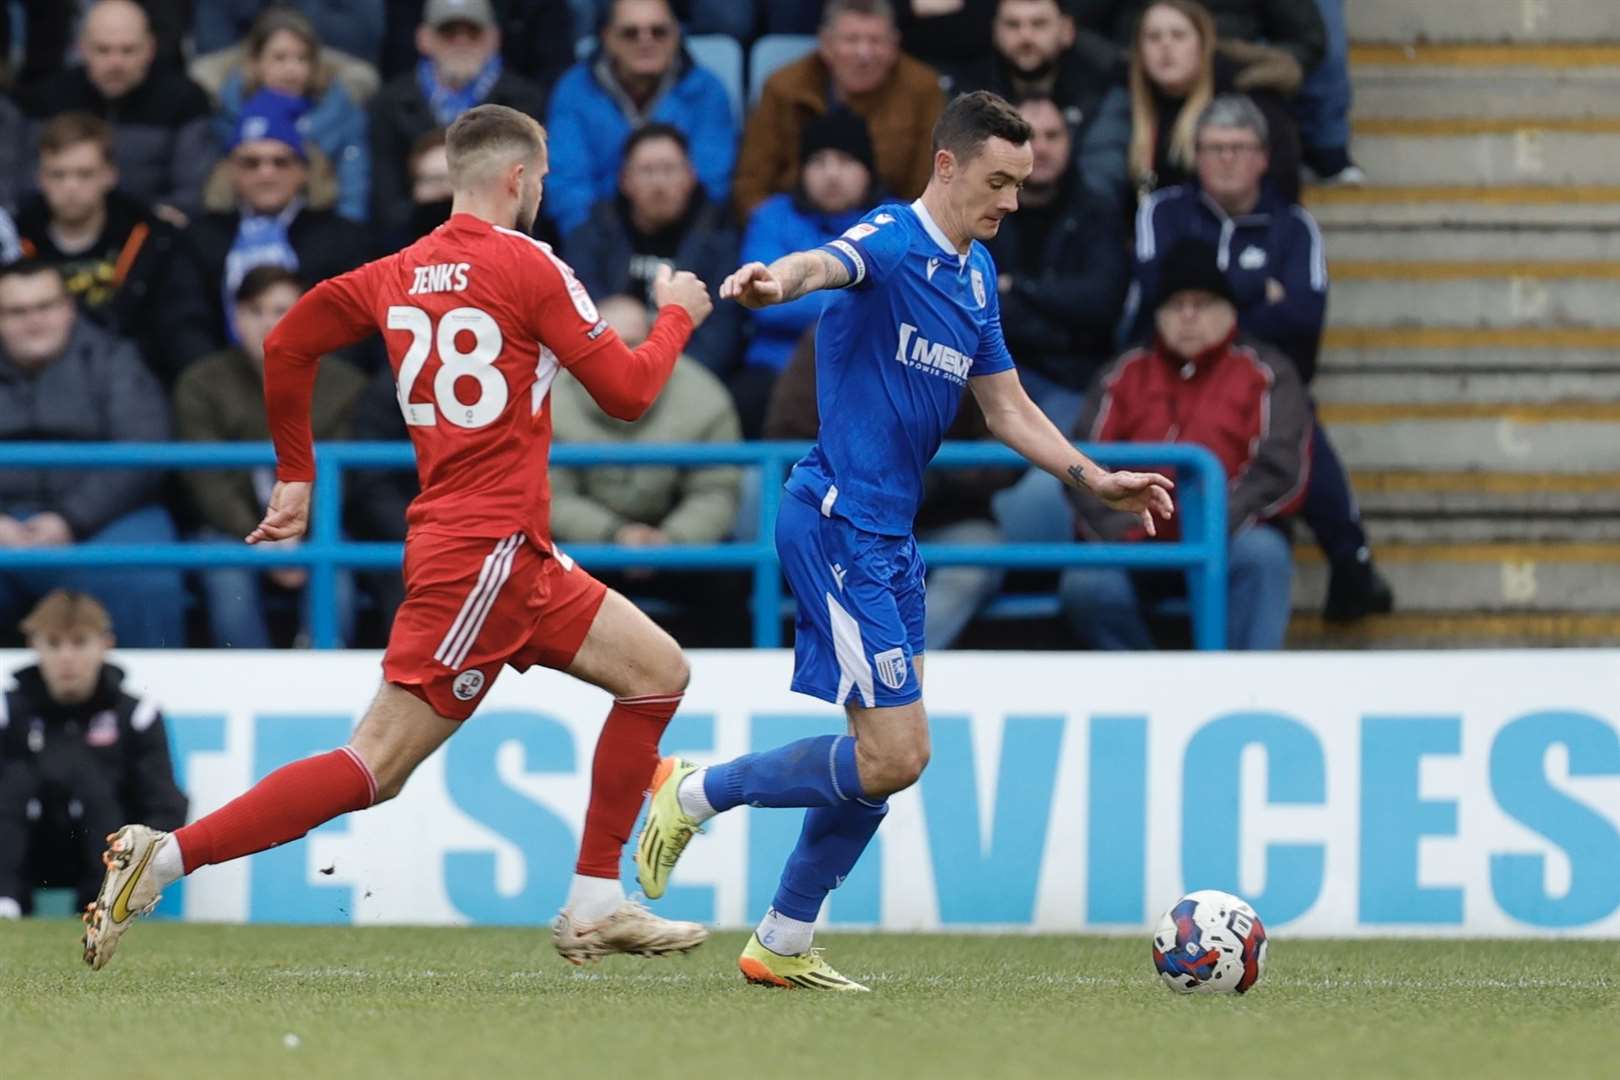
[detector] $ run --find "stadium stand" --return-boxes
[1294,0,1620,647]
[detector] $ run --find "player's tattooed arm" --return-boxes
[720,250,850,309]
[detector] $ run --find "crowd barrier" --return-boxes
[0,441,1230,648]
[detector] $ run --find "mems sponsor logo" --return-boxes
[894,322,971,383]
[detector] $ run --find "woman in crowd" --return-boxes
[210,7,370,223]
[1081,0,1302,217]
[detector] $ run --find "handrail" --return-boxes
[0,441,1228,649]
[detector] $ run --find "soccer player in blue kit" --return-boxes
[636,92,1176,990]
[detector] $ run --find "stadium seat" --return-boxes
[685,34,744,127]
[748,34,817,105]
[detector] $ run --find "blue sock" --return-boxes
[772,798,889,922]
[702,734,864,813]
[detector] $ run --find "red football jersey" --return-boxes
[262,212,693,545]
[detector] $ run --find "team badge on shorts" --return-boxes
[452,669,486,701]
[873,648,909,691]
[971,268,986,309]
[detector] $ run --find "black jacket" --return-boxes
[368,69,550,237]
[0,664,188,832]
[343,364,417,544]
[982,171,1131,390]
[945,47,1114,145]
[170,206,372,367]
[14,190,205,384]
[18,65,218,217]
[0,319,170,537]
[562,193,744,376]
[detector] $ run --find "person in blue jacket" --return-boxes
[732,109,879,437]
[544,0,736,236]
[1132,93,1392,622]
[210,6,371,223]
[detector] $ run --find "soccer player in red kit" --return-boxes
[82,105,716,970]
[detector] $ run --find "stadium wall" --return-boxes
[10,650,1619,938]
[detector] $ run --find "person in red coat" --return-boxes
[1062,239,1311,650]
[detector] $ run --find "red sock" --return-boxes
[174,747,377,874]
[575,693,682,878]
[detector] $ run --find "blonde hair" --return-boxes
[20,589,112,639]
[446,104,547,190]
[1128,0,1217,193]
[242,6,332,99]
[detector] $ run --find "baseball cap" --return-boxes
[424,0,497,30]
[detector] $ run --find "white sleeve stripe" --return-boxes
[1292,207,1329,292]
[1134,187,1177,260]
[827,240,865,285]
[131,696,160,732]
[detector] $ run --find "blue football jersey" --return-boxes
[783,200,1016,537]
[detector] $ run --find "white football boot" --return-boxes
[552,899,709,965]
[82,824,171,970]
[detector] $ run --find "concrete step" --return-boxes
[1329,261,1620,328]
[1305,185,1620,228]
[1321,226,1620,263]
[1321,326,1620,372]
[1314,369,1620,405]
[1352,65,1620,121]
[1350,471,1620,516]
[1350,117,1620,187]
[1349,3,1620,43]
[1292,543,1620,612]
[1316,400,1620,472]
[1287,612,1620,649]
[1359,516,1620,545]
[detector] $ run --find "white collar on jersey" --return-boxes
[911,199,970,267]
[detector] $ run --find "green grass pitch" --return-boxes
[4,920,1619,1079]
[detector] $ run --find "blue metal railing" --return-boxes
[0,442,1228,649]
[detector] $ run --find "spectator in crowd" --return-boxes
[1,93,26,213]
[947,0,1113,146]
[1062,240,1310,651]
[733,0,946,220]
[545,0,737,236]
[175,267,364,648]
[732,109,879,437]
[369,0,549,237]
[564,123,742,377]
[389,128,454,248]
[1133,95,1390,620]
[343,364,415,641]
[193,0,388,73]
[891,0,997,76]
[0,262,184,648]
[1070,0,1326,76]
[1295,0,1362,184]
[1078,0,1303,217]
[984,95,1128,428]
[0,590,188,919]
[550,294,745,642]
[378,0,576,93]
[171,90,370,365]
[210,6,372,223]
[3,2,189,97]
[13,113,199,384]
[765,330,1020,650]
[18,1,218,225]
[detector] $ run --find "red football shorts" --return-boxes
[382,530,607,720]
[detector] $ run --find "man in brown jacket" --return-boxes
[173,265,364,647]
[732,0,946,221]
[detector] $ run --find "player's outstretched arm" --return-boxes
[720,249,851,310]
[970,370,1175,537]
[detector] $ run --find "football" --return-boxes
[1152,890,1267,994]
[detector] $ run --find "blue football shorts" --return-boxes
[775,491,925,709]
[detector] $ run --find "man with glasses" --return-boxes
[370,0,548,239]
[563,123,742,376]
[169,91,371,366]
[0,262,184,648]
[545,0,737,237]
[1132,93,1393,622]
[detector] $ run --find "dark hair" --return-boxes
[622,122,690,162]
[445,104,547,186]
[37,111,114,162]
[821,0,896,30]
[409,127,449,175]
[235,265,304,306]
[243,5,328,97]
[0,260,67,291]
[932,90,1032,163]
